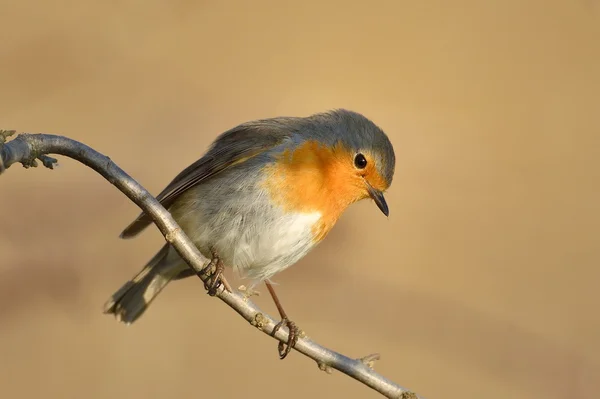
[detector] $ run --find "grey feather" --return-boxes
[120,123,293,238]
[103,244,188,323]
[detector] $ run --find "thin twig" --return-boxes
[0,131,425,399]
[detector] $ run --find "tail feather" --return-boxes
[103,244,185,324]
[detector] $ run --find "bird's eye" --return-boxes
[354,153,367,169]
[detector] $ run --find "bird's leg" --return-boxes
[265,281,299,359]
[198,249,232,296]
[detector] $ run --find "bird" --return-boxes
[103,109,396,359]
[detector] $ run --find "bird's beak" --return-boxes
[366,182,389,217]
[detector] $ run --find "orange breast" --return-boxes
[262,140,365,242]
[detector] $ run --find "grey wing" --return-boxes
[120,121,295,239]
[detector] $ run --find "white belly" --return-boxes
[171,187,322,284]
[212,210,322,282]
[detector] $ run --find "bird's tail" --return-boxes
[103,244,188,324]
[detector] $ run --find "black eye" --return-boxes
[354,153,367,169]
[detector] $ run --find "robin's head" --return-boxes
[259,109,396,223]
[305,109,396,216]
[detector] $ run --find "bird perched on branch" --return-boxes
[104,109,396,358]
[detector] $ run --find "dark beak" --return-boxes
[366,183,389,217]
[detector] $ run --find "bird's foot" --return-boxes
[272,317,300,359]
[199,257,224,296]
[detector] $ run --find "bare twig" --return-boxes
[0,131,425,399]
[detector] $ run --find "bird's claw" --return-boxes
[205,275,222,296]
[199,258,223,296]
[272,317,299,359]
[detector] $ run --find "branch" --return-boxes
[0,130,424,399]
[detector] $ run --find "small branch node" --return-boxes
[22,158,38,168]
[317,361,333,374]
[165,228,180,243]
[0,129,16,144]
[358,353,381,369]
[39,154,58,169]
[250,312,268,331]
[400,392,418,399]
[0,130,14,173]
[0,132,58,171]
[238,285,260,301]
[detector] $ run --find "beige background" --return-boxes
[1,1,599,398]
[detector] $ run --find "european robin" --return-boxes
[104,109,396,358]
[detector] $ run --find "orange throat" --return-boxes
[262,140,366,242]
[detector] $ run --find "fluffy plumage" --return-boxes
[104,109,396,323]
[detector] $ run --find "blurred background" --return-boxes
[1,1,599,398]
